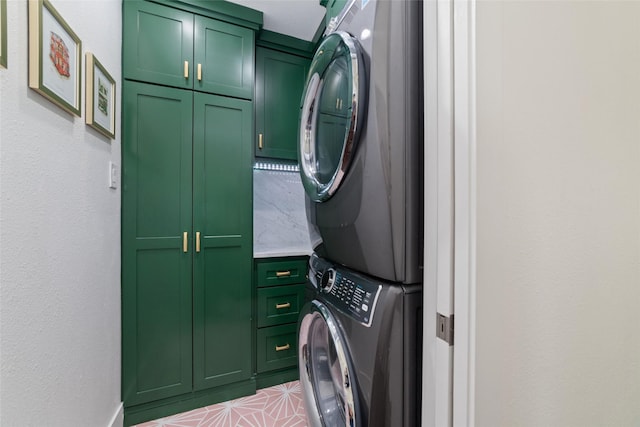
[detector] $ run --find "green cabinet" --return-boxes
[122,81,253,409]
[192,92,253,391]
[255,47,309,160]
[124,0,254,99]
[121,82,194,407]
[254,257,308,388]
[122,2,258,420]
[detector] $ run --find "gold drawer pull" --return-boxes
[196,231,201,253]
[275,302,291,309]
[183,231,188,253]
[184,61,189,79]
[275,343,290,352]
[275,270,291,277]
[197,63,202,81]
[258,133,263,149]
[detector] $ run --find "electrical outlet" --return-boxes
[109,161,117,189]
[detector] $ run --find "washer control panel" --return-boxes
[310,255,382,327]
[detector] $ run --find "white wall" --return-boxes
[475,1,640,426]
[0,1,122,426]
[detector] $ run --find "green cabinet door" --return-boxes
[123,1,194,89]
[192,92,253,390]
[122,81,194,406]
[194,15,254,99]
[255,48,309,160]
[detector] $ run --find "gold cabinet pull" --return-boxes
[258,133,263,149]
[197,63,202,81]
[336,98,340,109]
[275,270,291,277]
[184,61,189,79]
[275,343,290,352]
[183,232,188,253]
[196,231,201,253]
[275,302,291,309]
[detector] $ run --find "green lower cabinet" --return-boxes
[122,81,254,422]
[257,284,305,328]
[257,324,299,373]
[254,257,308,388]
[193,92,253,390]
[122,81,194,407]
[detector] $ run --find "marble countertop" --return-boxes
[253,169,314,259]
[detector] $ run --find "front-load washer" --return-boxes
[298,0,423,283]
[298,254,423,427]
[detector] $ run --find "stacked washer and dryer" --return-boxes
[296,0,424,426]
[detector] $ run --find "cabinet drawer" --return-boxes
[257,285,305,328]
[256,324,298,373]
[256,259,308,287]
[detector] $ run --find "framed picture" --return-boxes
[86,53,116,139]
[1,0,7,68]
[28,0,81,116]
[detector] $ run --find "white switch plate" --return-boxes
[109,161,117,189]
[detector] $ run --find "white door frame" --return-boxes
[452,0,476,426]
[423,0,476,426]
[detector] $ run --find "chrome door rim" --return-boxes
[299,31,364,202]
[298,300,358,427]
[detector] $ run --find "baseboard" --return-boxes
[108,402,124,427]
[124,379,256,426]
[256,368,299,390]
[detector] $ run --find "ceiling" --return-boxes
[229,0,326,41]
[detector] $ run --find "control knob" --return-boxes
[320,268,336,293]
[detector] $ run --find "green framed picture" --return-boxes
[0,0,7,68]
[86,53,116,139]
[28,0,82,116]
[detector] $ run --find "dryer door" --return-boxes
[299,31,366,202]
[298,300,360,427]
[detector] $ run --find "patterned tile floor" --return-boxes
[134,381,308,427]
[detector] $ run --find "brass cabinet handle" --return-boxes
[275,343,290,352]
[183,232,188,253]
[197,63,202,81]
[275,302,291,309]
[336,98,340,109]
[184,61,189,79]
[275,270,291,277]
[258,133,263,149]
[196,231,201,253]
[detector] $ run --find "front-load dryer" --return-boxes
[298,254,423,427]
[298,0,423,283]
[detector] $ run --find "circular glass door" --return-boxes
[299,301,359,427]
[299,31,366,202]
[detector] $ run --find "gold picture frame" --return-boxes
[28,0,81,116]
[86,53,116,139]
[0,0,7,68]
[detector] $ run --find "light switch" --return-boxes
[109,161,117,189]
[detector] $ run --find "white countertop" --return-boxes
[253,168,314,259]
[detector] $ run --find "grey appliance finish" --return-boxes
[298,254,423,427]
[299,0,424,284]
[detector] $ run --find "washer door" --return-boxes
[298,300,360,427]
[299,31,366,202]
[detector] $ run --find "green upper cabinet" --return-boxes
[124,0,254,99]
[255,47,309,160]
[123,1,194,89]
[194,16,254,99]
